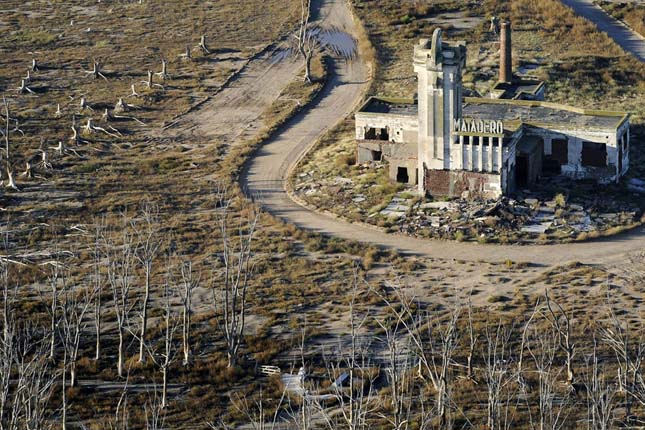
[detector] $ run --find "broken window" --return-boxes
[581,141,607,167]
[396,167,409,183]
[551,139,568,165]
[364,127,389,141]
[371,150,382,161]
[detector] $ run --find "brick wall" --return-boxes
[424,169,501,199]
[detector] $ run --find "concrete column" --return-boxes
[459,135,464,169]
[469,136,474,171]
[477,136,484,172]
[497,137,503,172]
[487,137,494,172]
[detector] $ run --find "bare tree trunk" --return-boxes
[139,263,151,363]
[62,347,67,430]
[545,290,576,387]
[106,216,136,378]
[134,203,161,363]
[213,187,258,369]
[199,35,210,54]
[178,260,197,366]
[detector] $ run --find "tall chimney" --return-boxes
[500,20,513,83]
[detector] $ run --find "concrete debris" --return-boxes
[295,168,641,243]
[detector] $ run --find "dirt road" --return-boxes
[561,0,645,62]
[242,0,645,266]
[161,45,299,145]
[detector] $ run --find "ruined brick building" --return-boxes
[355,23,630,198]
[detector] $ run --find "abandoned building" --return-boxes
[355,23,630,198]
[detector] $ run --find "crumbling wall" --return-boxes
[525,125,623,182]
[424,169,502,199]
[355,113,418,144]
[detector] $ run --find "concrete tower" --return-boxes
[414,28,466,195]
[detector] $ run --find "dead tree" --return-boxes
[213,190,258,368]
[483,321,519,430]
[79,96,93,112]
[46,262,64,360]
[177,259,198,366]
[2,97,18,190]
[144,279,178,409]
[142,70,164,90]
[144,385,167,430]
[516,298,541,390]
[198,35,210,54]
[155,58,169,81]
[526,323,571,430]
[544,290,576,387]
[70,115,83,145]
[115,98,128,114]
[178,45,192,62]
[92,219,105,360]
[17,79,35,94]
[55,103,62,118]
[107,101,145,125]
[31,58,39,72]
[133,203,162,363]
[52,140,82,158]
[372,282,460,428]
[59,281,97,387]
[20,160,33,179]
[600,303,645,418]
[129,83,140,97]
[294,0,319,83]
[14,330,57,430]
[105,217,137,378]
[84,59,108,81]
[584,337,617,430]
[464,292,477,382]
[82,117,121,138]
[374,313,413,430]
[319,271,377,430]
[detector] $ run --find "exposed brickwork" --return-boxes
[424,168,500,199]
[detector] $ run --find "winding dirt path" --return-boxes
[560,0,645,62]
[242,0,645,266]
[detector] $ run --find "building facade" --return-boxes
[355,25,630,199]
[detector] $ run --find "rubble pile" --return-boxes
[393,195,638,242]
[294,162,643,244]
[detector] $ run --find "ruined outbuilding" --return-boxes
[355,24,630,199]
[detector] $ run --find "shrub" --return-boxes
[554,193,567,208]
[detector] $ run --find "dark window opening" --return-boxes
[371,150,382,161]
[472,136,480,146]
[516,155,529,188]
[551,139,568,165]
[365,127,389,141]
[396,167,409,183]
[581,141,607,167]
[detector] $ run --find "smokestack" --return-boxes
[500,20,513,83]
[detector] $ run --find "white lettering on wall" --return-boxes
[452,118,504,134]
